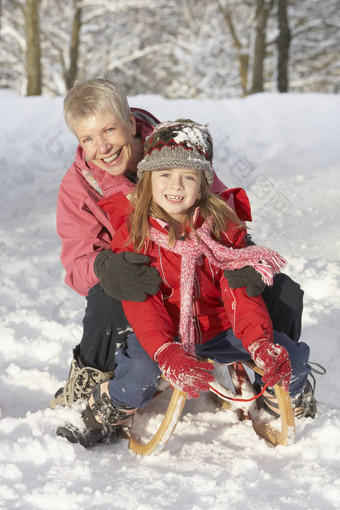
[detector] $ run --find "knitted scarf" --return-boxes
[149,220,286,356]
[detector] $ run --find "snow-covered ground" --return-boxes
[0,90,340,509]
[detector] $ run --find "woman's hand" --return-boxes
[94,250,162,301]
[224,266,266,297]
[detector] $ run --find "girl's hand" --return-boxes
[248,339,291,391]
[155,343,215,399]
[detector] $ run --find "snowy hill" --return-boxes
[0,90,340,509]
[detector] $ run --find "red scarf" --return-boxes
[150,220,286,355]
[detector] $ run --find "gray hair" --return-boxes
[63,78,131,135]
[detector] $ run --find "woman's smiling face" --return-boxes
[74,111,138,176]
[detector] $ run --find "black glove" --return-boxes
[94,250,162,302]
[223,266,266,297]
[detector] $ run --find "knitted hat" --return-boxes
[137,119,214,186]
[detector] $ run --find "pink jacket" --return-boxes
[100,190,272,359]
[57,108,229,296]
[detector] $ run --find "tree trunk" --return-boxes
[251,0,269,94]
[219,4,249,96]
[277,0,291,92]
[24,0,42,96]
[65,4,82,91]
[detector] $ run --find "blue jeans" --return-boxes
[108,330,312,409]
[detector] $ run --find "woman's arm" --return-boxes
[57,174,113,296]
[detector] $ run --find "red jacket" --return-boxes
[57,108,227,296]
[99,191,273,360]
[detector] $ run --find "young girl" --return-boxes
[57,120,315,447]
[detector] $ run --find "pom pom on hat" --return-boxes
[137,119,214,186]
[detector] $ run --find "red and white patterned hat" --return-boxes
[137,119,214,185]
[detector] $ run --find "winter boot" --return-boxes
[291,379,317,418]
[258,380,316,418]
[255,378,318,419]
[49,345,114,409]
[254,361,325,419]
[56,382,137,447]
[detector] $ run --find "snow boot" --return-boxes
[291,379,317,418]
[49,345,114,409]
[261,380,317,418]
[255,379,317,419]
[255,361,325,419]
[56,382,137,448]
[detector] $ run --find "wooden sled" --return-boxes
[233,362,295,447]
[128,361,295,455]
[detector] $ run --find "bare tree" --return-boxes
[24,0,42,95]
[64,0,82,90]
[277,0,291,92]
[218,2,250,95]
[250,0,274,94]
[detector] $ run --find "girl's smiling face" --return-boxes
[151,167,202,223]
[74,111,141,176]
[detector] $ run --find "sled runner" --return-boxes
[128,361,295,455]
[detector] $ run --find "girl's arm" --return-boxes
[220,279,273,351]
[122,294,176,359]
[220,279,291,391]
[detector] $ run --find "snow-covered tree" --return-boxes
[1,0,339,97]
[289,0,340,93]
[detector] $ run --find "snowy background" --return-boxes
[0,89,340,509]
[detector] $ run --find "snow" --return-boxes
[1,89,340,509]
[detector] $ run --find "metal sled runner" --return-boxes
[128,361,295,455]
